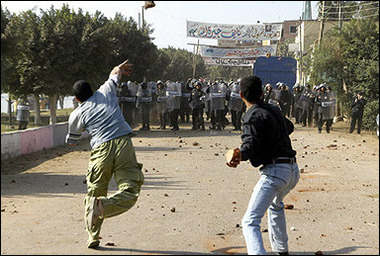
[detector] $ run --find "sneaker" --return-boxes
[87,239,100,249]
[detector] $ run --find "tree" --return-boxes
[307,16,379,130]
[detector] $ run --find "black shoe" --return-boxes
[276,251,289,255]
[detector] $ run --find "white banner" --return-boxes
[203,58,255,66]
[187,21,282,41]
[200,45,277,58]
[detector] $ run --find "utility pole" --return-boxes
[318,1,325,47]
[192,39,200,78]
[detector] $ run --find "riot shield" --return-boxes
[148,82,157,95]
[300,89,313,111]
[118,81,138,103]
[267,88,281,108]
[181,82,191,109]
[156,85,168,112]
[210,82,226,111]
[228,83,243,112]
[320,92,335,120]
[166,82,182,110]
[137,84,152,105]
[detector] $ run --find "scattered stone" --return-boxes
[65,183,68,186]
[214,153,219,156]
[192,142,199,146]
[10,180,16,183]
[1,209,5,212]
[315,251,323,255]
[164,193,169,197]
[262,228,268,233]
[236,224,240,228]
[285,204,294,209]
[57,153,62,156]
[170,207,176,213]
[83,180,87,184]
[300,168,305,173]
[105,242,115,246]
[290,226,296,231]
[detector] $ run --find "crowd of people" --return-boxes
[116,78,347,134]
[116,78,245,132]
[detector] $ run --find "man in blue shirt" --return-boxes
[66,60,144,249]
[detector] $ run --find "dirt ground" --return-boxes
[1,117,379,255]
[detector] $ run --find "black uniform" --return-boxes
[189,85,206,130]
[349,94,366,134]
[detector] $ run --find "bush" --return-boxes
[362,100,379,131]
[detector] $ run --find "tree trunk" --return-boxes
[34,94,41,125]
[8,95,13,125]
[49,94,57,124]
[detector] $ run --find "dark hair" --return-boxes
[240,75,263,103]
[73,80,93,102]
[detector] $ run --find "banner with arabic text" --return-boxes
[187,21,282,41]
[200,45,277,59]
[203,58,255,66]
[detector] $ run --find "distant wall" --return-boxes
[1,122,90,161]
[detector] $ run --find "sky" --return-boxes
[2,1,320,52]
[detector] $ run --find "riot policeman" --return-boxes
[315,83,334,133]
[228,82,244,131]
[118,81,137,128]
[156,80,168,129]
[166,81,182,131]
[208,81,227,130]
[263,83,281,109]
[189,81,206,131]
[137,82,152,131]
[278,83,291,116]
[300,84,314,127]
[292,84,303,124]
[180,81,192,123]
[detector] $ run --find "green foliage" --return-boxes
[307,16,379,130]
[206,66,252,81]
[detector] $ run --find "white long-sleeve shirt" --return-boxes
[65,74,133,149]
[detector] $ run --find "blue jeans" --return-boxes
[242,162,300,255]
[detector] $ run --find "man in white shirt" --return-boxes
[66,60,144,249]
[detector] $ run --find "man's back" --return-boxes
[67,75,132,149]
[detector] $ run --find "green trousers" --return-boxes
[84,135,144,240]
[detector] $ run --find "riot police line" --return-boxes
[117,78,337,133]
[263,81,337,133]
[116,79,245,131]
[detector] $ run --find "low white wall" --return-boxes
[1,122,90,161]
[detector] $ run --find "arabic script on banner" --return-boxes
[200,45,277,59]
[187,21,282,41]
[203,58,255,66]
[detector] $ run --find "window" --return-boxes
[290,26,297,34]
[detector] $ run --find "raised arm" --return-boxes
[109,60,134,80]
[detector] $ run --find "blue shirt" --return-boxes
[65,74,133,149]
